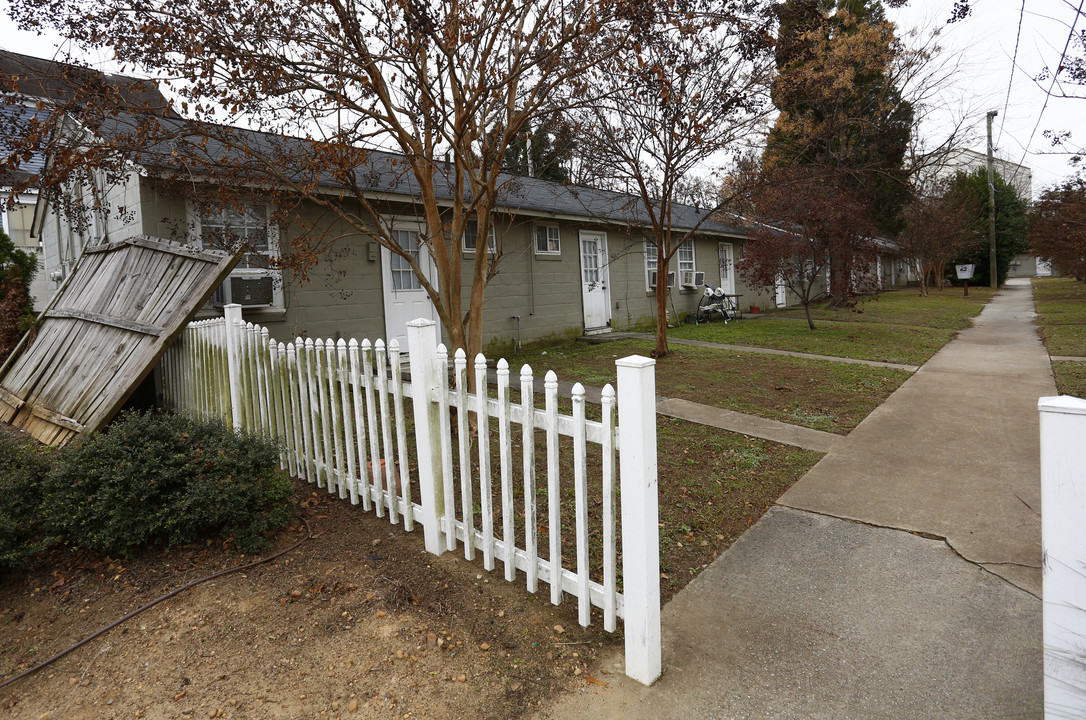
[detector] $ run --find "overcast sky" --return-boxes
[887,0,1083,197]
[1,0,1082,198]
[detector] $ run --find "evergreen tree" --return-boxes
[764,0,913,305]
[502,114,576,183]
[946,168,1029,287]
[0,227,38,363]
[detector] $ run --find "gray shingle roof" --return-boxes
[124,119,746,236]
[4,48,744,237]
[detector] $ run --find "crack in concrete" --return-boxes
[776,503,1041,600]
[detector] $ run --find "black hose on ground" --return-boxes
[0,518,313,691]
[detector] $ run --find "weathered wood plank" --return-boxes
[0,235,239,445]
[44,309,164,336]
[0,386,26,410]
[84,235,228,263]
[30,404,86,432]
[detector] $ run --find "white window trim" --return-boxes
[644,238,695,290]
[189,199,284,310]
[533,222,561,255]
[677,240,696,275]
[463,219,497,254]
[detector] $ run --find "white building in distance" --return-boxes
[924,148,1032,201]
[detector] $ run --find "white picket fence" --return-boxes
[159,305,661,685]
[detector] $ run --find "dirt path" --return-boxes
[0,481,616,719]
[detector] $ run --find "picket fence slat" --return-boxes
[497,359,515,583]
[348,340,371,511]
[572,382,590,628]
[455,348,475,561]
[390,340,413,531]
[437,345,455,551]
[521,365,538,594]
[159,309,659,686]
[475,353,495,572]
[375,340,398,526]
[545,371,562,607]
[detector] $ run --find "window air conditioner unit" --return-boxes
[212,275,275,308]
[681,271,704,288]
[648,270,677,289]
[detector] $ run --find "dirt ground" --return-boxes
[0,478,619,720]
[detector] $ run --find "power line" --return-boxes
[1015,0,1084,171]
[996,0,1026,148]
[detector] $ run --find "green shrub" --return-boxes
[0,431,55,567]
[43,411,294,556]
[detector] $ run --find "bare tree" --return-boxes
[574,0,774,356]
[896,182,980,295]
[5,0,645,360]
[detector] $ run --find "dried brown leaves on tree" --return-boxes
[1031,176,1086,281]
[764,0,915,308]
[736,163,878,330]
[4,0,653,360]
[896,184,979,295]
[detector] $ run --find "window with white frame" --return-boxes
[645,239,657,288]
[463,219,496,253]
[534,223,561,255]
[200,203,274,269]
[198,202,284,309]
[677,240,695,275]
[644,238,694,288]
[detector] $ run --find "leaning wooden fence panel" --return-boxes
[0,237,236,446]
[159,308,661,685]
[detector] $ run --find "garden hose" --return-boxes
[0,517,313,691]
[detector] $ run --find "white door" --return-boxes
[382,226,440,353]
[1037,259,1053,277]
[717,242,736,295]
[775,275,787,308]
[579,231,611,332]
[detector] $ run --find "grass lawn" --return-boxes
[1032,276,1086,357]
[1032,277,1086,397]
[1052,362,1086,399]
[669,286,996,366]
[653,417,820,599]
[511,338,910,434]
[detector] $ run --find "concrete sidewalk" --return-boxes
[537,278,1049,719]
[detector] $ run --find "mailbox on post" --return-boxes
[955,263,976,297]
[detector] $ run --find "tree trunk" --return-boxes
[827,254,852,309]
[654,271,669,357]
[804,300,816,330]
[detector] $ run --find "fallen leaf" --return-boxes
[586,675,608,686]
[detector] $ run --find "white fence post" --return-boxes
[616,354,661,686]
[223,304,243,431]
[407,319,446,555]
[1039,395,1086,718]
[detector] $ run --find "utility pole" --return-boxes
[987,110,998,289]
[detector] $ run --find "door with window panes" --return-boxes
[578,231,611,332]
[382,226,440,353]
